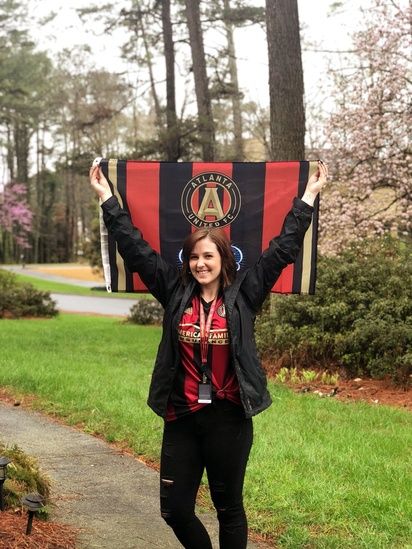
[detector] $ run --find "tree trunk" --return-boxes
[139,15,163,129]
[265,0,305,160]
[185,0,215,160]
[223,0,244,160]
[161,0,179,161]
[14,120,30,184]
[6,123,15,182]
[33,128,42,263]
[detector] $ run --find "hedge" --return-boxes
[0,269,58,319]
[255,237,412,385]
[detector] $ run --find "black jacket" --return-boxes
[102,196,314,419]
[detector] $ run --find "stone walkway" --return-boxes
[0,401,269,548]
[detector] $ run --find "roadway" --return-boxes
[2,264,139,317]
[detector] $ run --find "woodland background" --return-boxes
[0,0,410,265]
[0,4,411,547]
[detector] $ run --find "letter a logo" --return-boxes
[181,171,241,228]
[197,188,225,221]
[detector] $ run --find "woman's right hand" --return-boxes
[89,165,113,203]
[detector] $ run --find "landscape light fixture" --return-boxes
[21,492,45,535]
[0,456,11,511]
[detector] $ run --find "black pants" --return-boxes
[160,399,253,549]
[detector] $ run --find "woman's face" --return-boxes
[189,236,222,292]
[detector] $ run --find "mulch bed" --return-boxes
[260,361,411,412]
[0,509,78,549]
[289,377,412,411]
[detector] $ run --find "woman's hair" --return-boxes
[181,228,237,288]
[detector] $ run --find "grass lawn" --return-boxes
[12,272,150,300]
[0,315,411,548]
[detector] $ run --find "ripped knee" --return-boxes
[160,477,175,523]
[210,482,246,520]
[216,503,246,526]
[161,478,174,488]
[161,509,173,522]
[160,477,198,527]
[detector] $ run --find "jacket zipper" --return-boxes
[226,311,252,414]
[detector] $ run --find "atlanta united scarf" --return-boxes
[99,160,319,294]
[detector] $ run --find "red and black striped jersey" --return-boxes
[166,294,241,421]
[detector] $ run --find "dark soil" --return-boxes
[287,377,411,411]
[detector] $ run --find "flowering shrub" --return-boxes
[320,0,411,254]
[256,237,412,385]
[0,182,33,261]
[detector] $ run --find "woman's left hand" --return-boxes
[89,165,113,203]
[301,161,328,206]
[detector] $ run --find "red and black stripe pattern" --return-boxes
[100,159,319,294]
[166,294,240,421]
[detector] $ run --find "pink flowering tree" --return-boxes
[319,0,411,255]
[0,182,33,262]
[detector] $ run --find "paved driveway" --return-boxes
[51,293,139,317]
[2,264,139,317]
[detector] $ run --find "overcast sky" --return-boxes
[0,1,380,186]
[26,0,363,110]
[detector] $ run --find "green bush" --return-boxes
[0,269,58,319]
[256,237,412,385]
[128,298,163,325]
[0,442,51,512]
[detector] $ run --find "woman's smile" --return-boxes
[189,237,222,292]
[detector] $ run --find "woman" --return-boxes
[89,161,328,549]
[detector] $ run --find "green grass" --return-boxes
[0,315,411,548]
[250,389,412,547]
[0,315,161,456]
[13,272,150,300]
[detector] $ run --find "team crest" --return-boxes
[217,304,226,318]
[181,172,241,228]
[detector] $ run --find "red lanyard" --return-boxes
[199,296,217,368]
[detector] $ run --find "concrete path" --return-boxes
[0,402,268,548]
[50,293,139,317]
[2,264,140,317]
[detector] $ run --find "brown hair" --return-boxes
[181,228,237,288]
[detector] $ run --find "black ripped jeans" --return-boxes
[160,399,253,549]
